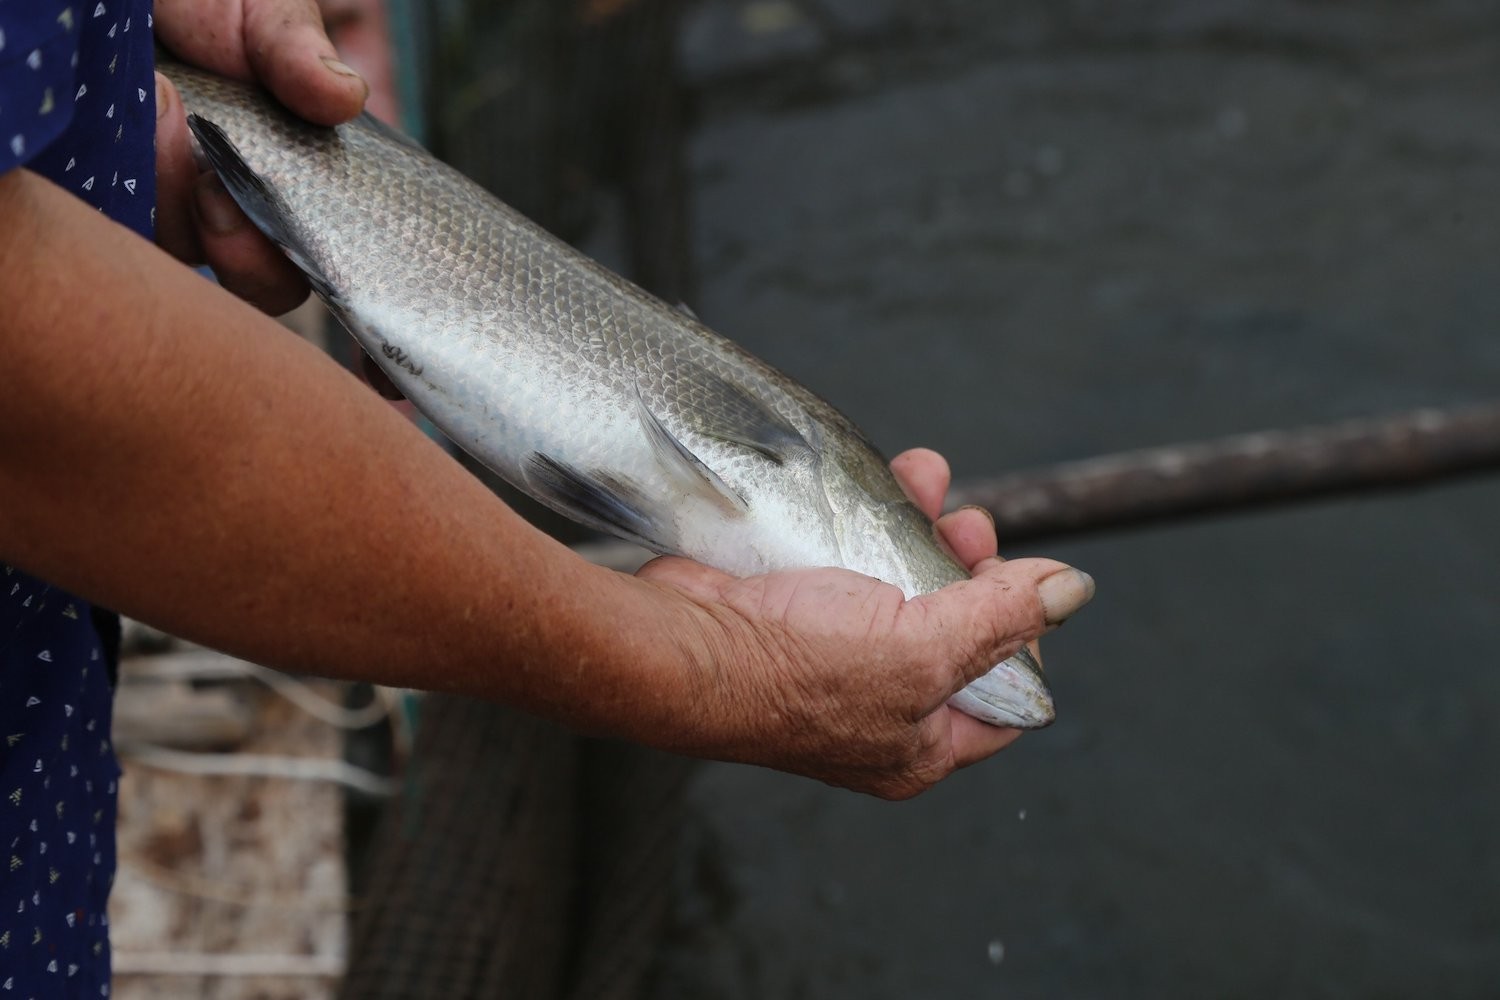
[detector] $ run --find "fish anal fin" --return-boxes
[524,454,663,551]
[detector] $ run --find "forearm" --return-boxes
[0,169,708,739]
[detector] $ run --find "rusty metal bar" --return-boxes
[946,401,1500,543]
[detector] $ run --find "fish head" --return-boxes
[845,506,1058,729]
[821,453,1058,730]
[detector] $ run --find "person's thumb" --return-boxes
[155,0,368,126]
[915,557,1095,689]
[243,0,368,124]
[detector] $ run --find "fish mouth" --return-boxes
[947,646,1056,729]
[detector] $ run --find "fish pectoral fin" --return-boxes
[185,114,341,304]
[635,391,748,518]
[524,454,665,551]
[522,396,750,552]
[682,364,811,466]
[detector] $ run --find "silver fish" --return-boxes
[163,59,1055,728]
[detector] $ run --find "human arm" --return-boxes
[0,166,1090,798]
[3,0,1094,797]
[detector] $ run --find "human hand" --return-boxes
[152,0,368,315]
[637,448,1094,799]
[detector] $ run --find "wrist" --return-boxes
[564,567,740,755]
[617,569,788,763]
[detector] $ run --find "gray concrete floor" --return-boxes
[645,1,1500,996]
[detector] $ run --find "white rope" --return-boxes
[112,950,344,977]
[122,744,400,797]
[125,650,396,729]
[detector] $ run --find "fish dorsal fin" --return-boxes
[675,301,699,321]
[185,114,340,304]
[684,364,812,465]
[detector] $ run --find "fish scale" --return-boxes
[161,57,1056,729]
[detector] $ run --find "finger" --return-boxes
[889,448,950,521]
[933,505,998,572]
[154,0,259,78]
[152,74,205,265]
[916,557,1093,687]
[155,0,368,125]
[243,0,369,124]
[193,172,312,315]
[318,0,403,122]
[946,709,1023,769]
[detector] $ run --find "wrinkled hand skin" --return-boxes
[153,0,369,315]
[639,448,1065,801]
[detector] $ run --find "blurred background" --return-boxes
[645,2,1500,997]
[114,1,1500,997]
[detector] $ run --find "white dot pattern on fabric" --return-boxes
[1,0,154,232]
[0,564,119,995]
[2,3,153,992]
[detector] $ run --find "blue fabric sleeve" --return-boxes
[1,3,155,992]
[2,1,157,238]
[0,3,81,174]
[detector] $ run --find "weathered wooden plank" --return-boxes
[948,401,1500,542]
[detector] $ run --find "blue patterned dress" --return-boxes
[1,1,156,994]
